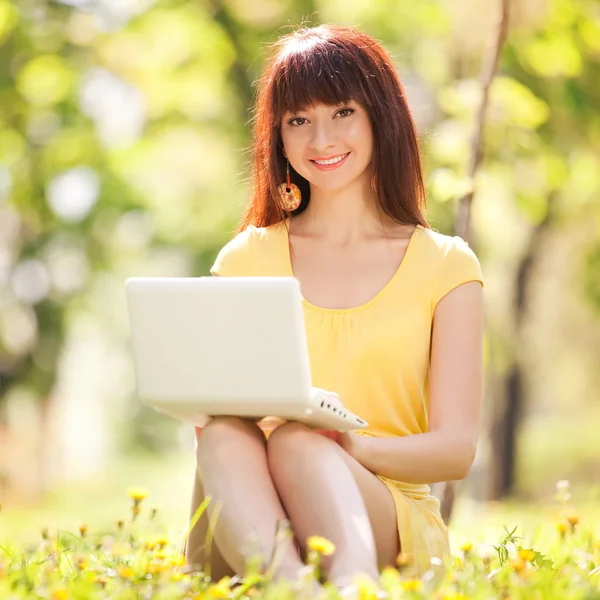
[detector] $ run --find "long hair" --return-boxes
[237,24,430,233]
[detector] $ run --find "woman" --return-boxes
[185,24,484,587]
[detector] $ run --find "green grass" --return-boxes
[1,455,599,599]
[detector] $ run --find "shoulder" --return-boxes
[418,226,481,268]
[417,226,485,308]
[210,221,286,276]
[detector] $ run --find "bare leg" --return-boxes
[268,423,399,587]
[185,463,236,580]
[193,416,307,581]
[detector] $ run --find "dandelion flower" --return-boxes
[307,535,336,556]
[76,557,88,571]
[400,579,423,591]
[510,558,527,574]
[557,522,569,537]
[460,542,473,553]
[396,552,411,568]
[117,565,134,579]
[169,555,186,567]
[567,514,579,528]
[51,590,69,600]
[79,524,88,537]
[128,487,149,503]
[209,576,232,598]
[518,548,535,562]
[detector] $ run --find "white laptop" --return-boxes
[125,276,368,431]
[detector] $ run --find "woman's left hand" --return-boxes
[336,430,365,461]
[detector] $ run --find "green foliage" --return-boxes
[1,489,600,599]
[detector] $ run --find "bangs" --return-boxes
[271,37,370,119]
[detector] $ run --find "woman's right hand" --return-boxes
[311,387,344,443]
[311,386,344,408]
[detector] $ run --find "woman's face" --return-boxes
[280,99,374,193]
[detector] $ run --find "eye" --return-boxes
[336,107,355,118]
[287,117,307,127]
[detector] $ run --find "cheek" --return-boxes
[347,119,373,150]
[281,130,306,160]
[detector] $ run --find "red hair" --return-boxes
[237,24,430,233]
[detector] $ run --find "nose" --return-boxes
[310,120,336,154]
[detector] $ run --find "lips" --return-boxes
[309,152,351,171]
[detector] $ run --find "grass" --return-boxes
[1,458,599,599]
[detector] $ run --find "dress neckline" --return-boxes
[280,217,423,314]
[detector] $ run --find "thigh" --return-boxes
[330,437,401,568]
[186,466,236,580]
[269,423,400,569]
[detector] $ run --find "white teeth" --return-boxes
[314,153,348,165]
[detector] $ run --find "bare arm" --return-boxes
[344,280,484,484]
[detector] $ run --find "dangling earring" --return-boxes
[278,159,302,211]
[370,173,378,196]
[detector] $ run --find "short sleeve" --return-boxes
[432,236,484,308]
[210,226,255,276]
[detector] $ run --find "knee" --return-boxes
[196,416,263,458]
[267,422,313,473]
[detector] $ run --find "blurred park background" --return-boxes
[1,0,599,546]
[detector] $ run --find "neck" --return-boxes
[295,175,394,244]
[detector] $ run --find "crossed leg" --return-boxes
[267,422,399,585]
[185,417,399,586]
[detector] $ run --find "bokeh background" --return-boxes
[1,0,599,546]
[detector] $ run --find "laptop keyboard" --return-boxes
[319,399,366,425]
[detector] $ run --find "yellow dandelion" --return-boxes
[381,566,400,580]
[460,542,473,553]
[144,541,156,551]
[567,513,579,528]
[209,576,232,598]
[76,557,88,571]
[400,578,423,591]
[79,524,88,537]
[117,565,134,579]
[52,590,69,600]
[172,572,184,582]
[518,548,535,562]
[557,522,568,536]
[510,558,527,574]
[146,562,167,575]
[396,552,411,567]
[155,537,169,549]
[168,555,186,567]
[127,487,149,503]
[155,550,168,560]
[307,535,336,556]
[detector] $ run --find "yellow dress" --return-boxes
[210,217,484,576]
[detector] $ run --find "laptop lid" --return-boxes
[125,277,312,411]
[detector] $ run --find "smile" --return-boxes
[310,152,350,170]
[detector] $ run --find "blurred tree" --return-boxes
[1,0,600,504]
